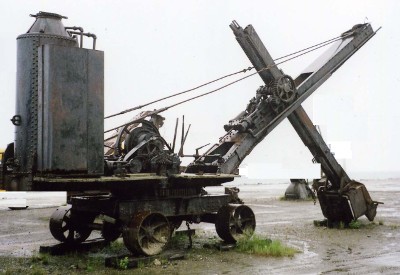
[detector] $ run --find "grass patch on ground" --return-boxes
[118,256,129,270]
[235,234,299,257]
[314,219,382,229]
[348,220,361,229]
[99,238,127,255]
[169,231,188,247]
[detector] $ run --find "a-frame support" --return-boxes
[187,22,379,223]
[231,22,378,223]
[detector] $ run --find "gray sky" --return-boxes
[0,0,398,179]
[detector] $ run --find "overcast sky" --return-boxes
[0,0,398,179]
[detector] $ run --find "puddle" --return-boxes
[288,240,318,259]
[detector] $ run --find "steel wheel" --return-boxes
[123,212,171,256]
[102,221,121,242]
[49,205,93,244]
[215,204,256,243]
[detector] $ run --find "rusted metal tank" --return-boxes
[11,12,104,190]
[15,13,77,161]
[14,12,78,189]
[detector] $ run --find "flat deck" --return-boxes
[32,173,235,191]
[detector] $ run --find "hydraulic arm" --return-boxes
[186,22,379,223]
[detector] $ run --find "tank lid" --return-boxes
[24,11,72,38]
[30,11,67,20]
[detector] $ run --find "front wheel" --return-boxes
[49,205,94,244]
[122,212,171,256]
[215,204,256,243]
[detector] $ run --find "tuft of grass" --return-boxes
[30,266,47,275]
[169,232,189,247]
[85,258,100,272]
[137,260,145,269]
[349,220,361,229]
[100,239,126,254]
[30,253,50,265]
[235,234,298,257]
[118,256,129,270]
[160,258,169,265]
[378,220,384,225]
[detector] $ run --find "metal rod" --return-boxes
[181,116,185,151]
[179,124,191,157]
[172,118,179,153]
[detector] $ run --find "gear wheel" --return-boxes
[271,75,297,103]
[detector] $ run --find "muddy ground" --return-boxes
[0,179,399,274]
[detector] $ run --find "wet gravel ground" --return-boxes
[0,179,399,274]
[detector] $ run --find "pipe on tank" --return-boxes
[65,26,84,48]
[68,31,97,49]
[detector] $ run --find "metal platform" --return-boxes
[32,173,235,191]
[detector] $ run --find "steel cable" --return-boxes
[104,33,350,120]
[104,66,254,119]
[104,33,352,133]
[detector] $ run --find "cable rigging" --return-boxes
[104,32,352,134]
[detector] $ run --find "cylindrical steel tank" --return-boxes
[14,12,78,189]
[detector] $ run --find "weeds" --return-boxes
[349,220,361,229]
[85,258,102,272]
[30,266,47,275]
[29,251,105,273]
[118,256,129,270]
[314,219,365,229]
[137,260,145,269]
[30,253,49,265]
[169,231,189,247]
[160,258,169,265]
[235,234,298,257]
[101,239,126,254]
